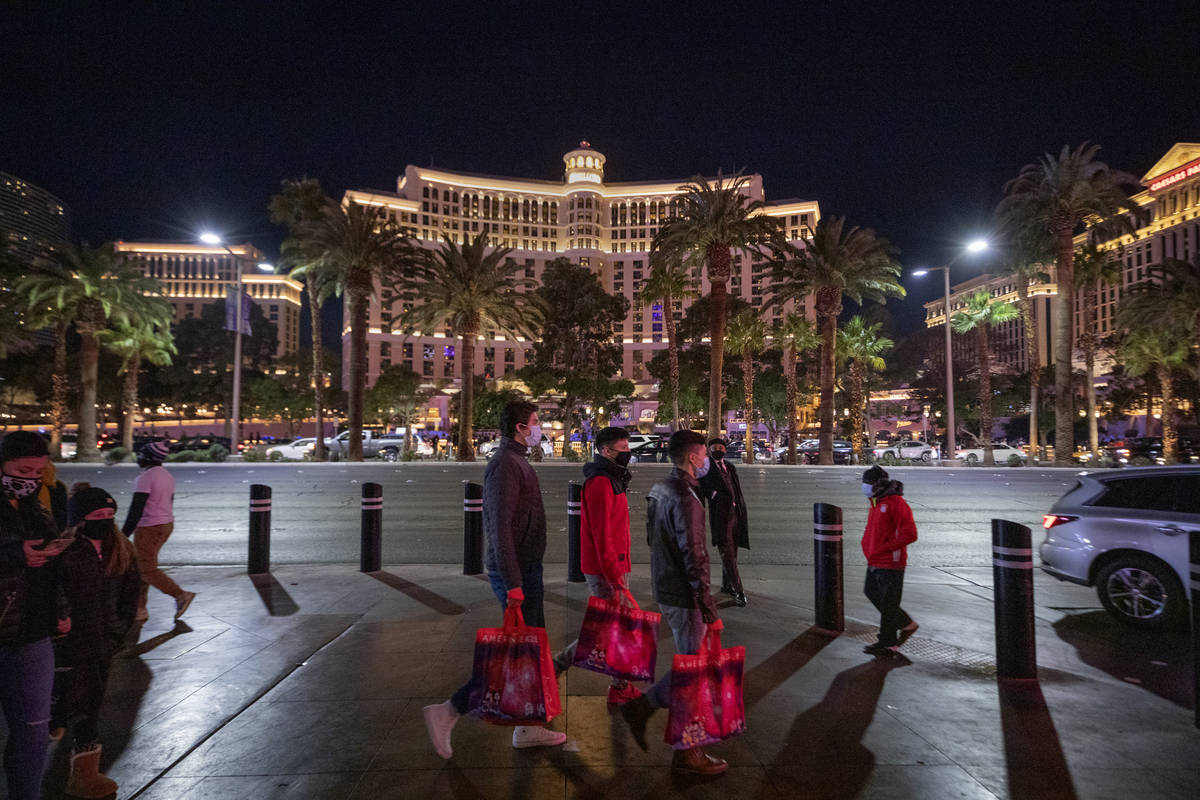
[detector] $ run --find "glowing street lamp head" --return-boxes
[199,232,222,245]
[966,239,989,254]
[911,269,929,277]
[256,262,274,272]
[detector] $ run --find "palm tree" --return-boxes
[290,201,409,460]
[20,244,167,460]
[1074,243,1122,459]
[1118,325,1191,465]
[769,216,903,464]
[638,249,697,430]
[17,267,70,460]
[271,178,336,460]
[836,316,893,463]
[655,173,785,438]
[774,313,820,464]
[399,233,543,461]
[1144,255,1200,352]
[725,311,768,464]
[103,317,177,451]
[951,290,1019,466]
[997,143,1145,464]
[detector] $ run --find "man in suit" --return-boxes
[698,438,749,606]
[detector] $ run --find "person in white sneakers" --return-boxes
[121,441,194,622]
[424,401,567,758]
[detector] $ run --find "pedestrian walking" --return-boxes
[860,465,919,656]
[424,400,568,758]
[560,425,642,705]
[0,431,73,800]
[51,484,139,798]
[621,429,728,777]
[122,441,194,623]
[698,438,749,606]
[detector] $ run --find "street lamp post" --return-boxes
[912,239,988,463]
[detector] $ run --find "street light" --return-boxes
[198,231,274,452]
[911,239,990,462]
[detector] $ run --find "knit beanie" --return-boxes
[0,431,49,464]
[140,440,171,463]
[69,486,117,525]
[862,465,888,485]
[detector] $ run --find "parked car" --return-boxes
[172,435,233,453]
[776,439,819,463]
[265,438,318,460]
[1039,466,1200,628]
[956,442,1025,465]
[1105,436,1200,465]
[874,440,939,463]
[797,439,852,464]
[326,430,411,460]
[726,438,773,463]
[628,438,670,463]
[484,435,553,459]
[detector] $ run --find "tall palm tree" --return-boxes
[290,201,409,460]
[836,316,893,463]
[655,173,785,438]
[638,249,697,430]
[774,313,820,464]
[951,290,1019,466]
[103,317,177,451]
[20,244,167,460]
[399,233,543,461]
[18,268,70,459]
[1144,255,1200,352]
[769,216,903,464]
[1073,243,1122,459]
[1118,325,1191,465]
[271,177,336,460]
[997,143,1145,464]
[725,311,767,464]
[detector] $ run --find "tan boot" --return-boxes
[65,744,118,798]
[672,746,728,776]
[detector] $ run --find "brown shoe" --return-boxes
[672,746,729,776]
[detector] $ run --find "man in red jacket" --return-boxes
[860,466,919,656]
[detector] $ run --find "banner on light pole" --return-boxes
[224,287,253,335]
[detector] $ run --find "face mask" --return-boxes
[83,520,110,541]
[522,425,542,446]
[613,451,632,468]
[711,450,725,461]
[862,483,875,498]
[694,456,711,479]
[2,473,40,499]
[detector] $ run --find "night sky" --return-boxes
[5,1,1199,338]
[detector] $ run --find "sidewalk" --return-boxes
[27,562,1200,799]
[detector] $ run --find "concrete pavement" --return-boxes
[18,557,1198,799]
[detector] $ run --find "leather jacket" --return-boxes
[645,468,716,617]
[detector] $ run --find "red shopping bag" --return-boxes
[465,606,562,725]
[665,620,746,749]
[571,589,661,682]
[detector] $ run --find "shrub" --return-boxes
[168,450,195,463]
[400,448,420,462]
[269,450,283,462]
[192,450,212,462]
[565,447,583,462]
[242,447,265,462]
[207,444,229,462]
[105,446,131,464]
[880,452,897,466]
[1130,455,1153,467]
[1094,456,1121,469]
[1007,453,1023,467]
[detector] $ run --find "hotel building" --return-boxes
[114,242,303,360]
[342,142,820,395]
[1,171,71,266]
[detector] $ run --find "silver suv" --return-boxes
[1039,466,1200,628]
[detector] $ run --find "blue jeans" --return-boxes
[0,638,54,800]
[451,562,548,714]
[646,604,706,709]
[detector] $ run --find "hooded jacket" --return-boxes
[580,455,632,583]
[1,493,61,645]
[483,437,547,589]
[861,480,918,569]
[645,468,716,616]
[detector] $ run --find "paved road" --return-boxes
[56,462,1078,568]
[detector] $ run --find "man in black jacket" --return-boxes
[621,429,727,777]
[424,401,567,758]
[698,438,749,606]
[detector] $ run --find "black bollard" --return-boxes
[813,502,844,632]
[248,484,271,575]
[463,482,484,575]
[360,482,383,573]
[992,519,1037,680]
[1191,530,1200,729]
[567,481,585,583]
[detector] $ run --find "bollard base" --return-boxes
[809,626,844,638]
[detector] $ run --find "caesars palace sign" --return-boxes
[1148,157,1200,192]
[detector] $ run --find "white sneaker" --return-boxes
[512,725,567,749]
[174,591,196,621]
[423,701,459,759]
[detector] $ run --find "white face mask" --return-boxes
[522,424,542,446]
[694,455,711,479]
[862,483,875,498]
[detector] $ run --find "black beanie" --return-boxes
[69,486,117,525]
[862,465,888,485]
[0,431,49,464]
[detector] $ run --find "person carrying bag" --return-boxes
[572,587,660,683]
[465,605,561,726]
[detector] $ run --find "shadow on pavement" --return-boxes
[766,655,911,799]
[250,573,300,616]
[368,570,466,615]
[1052,610,1193,707]
[998,680,1078,799]
[743,626,836,708]
[127,620,193,656]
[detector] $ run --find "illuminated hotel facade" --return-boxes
[1,172,71,266]
[343,142,820,397]
[114,242,303,359]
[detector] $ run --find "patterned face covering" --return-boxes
[2,473,40,499]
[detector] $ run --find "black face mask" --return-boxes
[82,520,111,541]
[613,451,632,468]
[711,450,725,461]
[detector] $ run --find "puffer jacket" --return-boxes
[645,468,716,616]
[55,536,140,665]
[483,437,547,590]
[1,494,61,645]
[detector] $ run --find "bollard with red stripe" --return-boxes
[992,519,1037,680]
[360,482,383,572]
[463,482,484,575]
[567,481,585,583]
[248,484,271,575]
[813,502,844,632]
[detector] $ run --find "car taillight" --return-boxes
[1042,514,1078,529]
